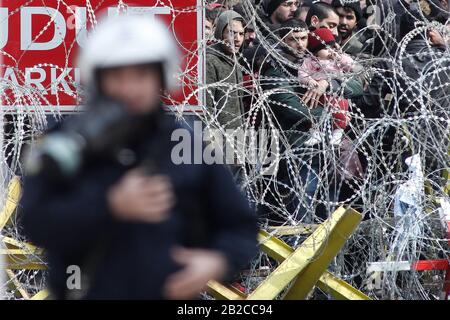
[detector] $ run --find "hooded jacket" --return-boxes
[206,11,245,130]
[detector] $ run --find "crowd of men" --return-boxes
[204,0,450,224]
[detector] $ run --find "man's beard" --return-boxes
[275,12,294,24]
[281,44,303,59]
[338,27,353,40]
[244,39,255,48]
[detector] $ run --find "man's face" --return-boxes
[205,19,214,39]
[271,1,299,24]
[283,30,309,55]
[311,11,340,37]
[336,7,358,39]
[244,28,257,48]
[222,20,244,53]
[99,65,162,114]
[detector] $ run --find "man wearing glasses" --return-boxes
[263,0,300,25]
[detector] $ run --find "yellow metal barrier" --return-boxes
[208,207,370,300]
[1,177,369,300]
[0,176,21,232]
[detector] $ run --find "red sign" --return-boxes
[0,0,203,112]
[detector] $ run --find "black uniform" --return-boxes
[20,108,258,299]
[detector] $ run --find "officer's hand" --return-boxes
[108,169,175,223]
[164,247,228,300]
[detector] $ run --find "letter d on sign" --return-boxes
[21,7,67,50]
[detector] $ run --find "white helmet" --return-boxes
[78,15,180,91]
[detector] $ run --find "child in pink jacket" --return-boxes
[298,27,356,146]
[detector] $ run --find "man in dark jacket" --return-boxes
[243,0,300,74]
[393,9,449,170]
[260,19,323,223]
[263,0,300,26]
[20,15,258,300]
[252,0,300,39]
[260,18,365,223]
[354,8,450,175]
[331,0,365,55]
[357,8,450,118]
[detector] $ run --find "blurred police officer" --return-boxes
[20,15,258,300]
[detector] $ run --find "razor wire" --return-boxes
[0,0,449,300]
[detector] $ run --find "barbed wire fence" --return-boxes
[0,0,449,300]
